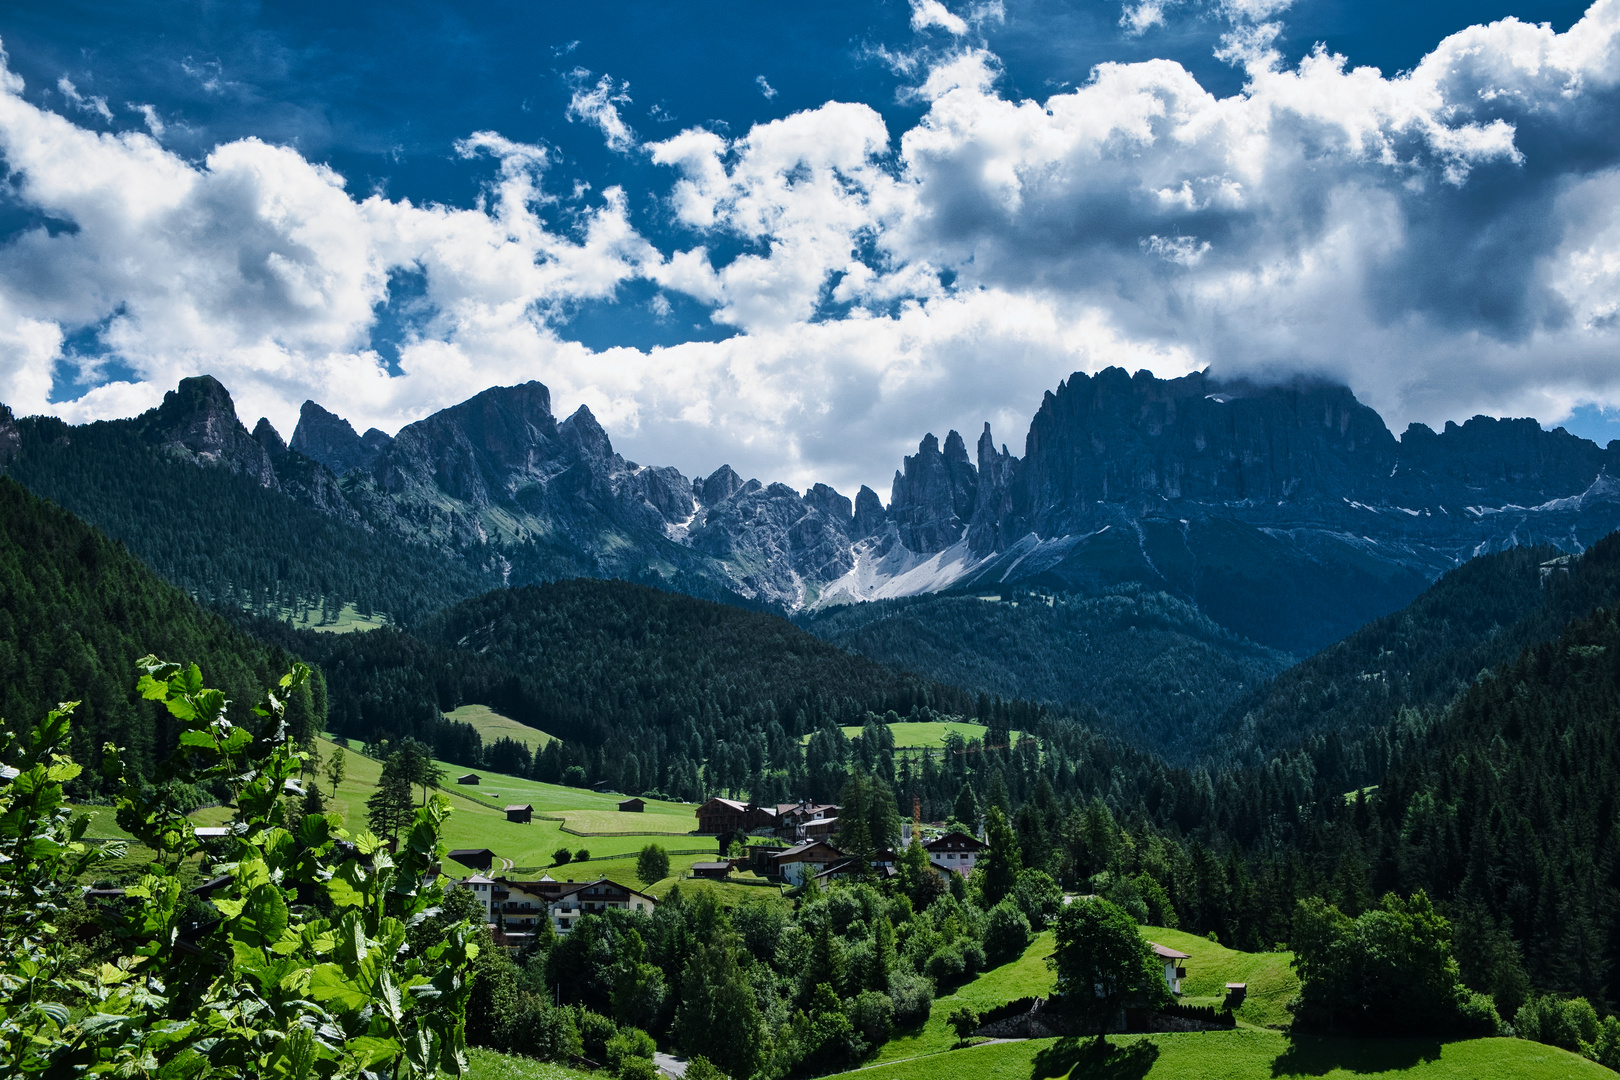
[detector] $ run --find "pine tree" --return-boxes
[367,754,416,840]
[953,782,979,830]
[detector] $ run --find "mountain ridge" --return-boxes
[7,367,1620,652]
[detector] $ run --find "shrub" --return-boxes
[574,1007,619,1062]
[576,847,592,862]
[889,969,935,1028]
[960,939,987,975]
[606,1027,657,1072]
[553,846,574,866]
[849,989,895,1045]
[618,1058,660,1080]
[1516,995,1600,1053]
[684,1057,730,1080]
[984,900,1032,966]
[1592,1016,1620,1070]
[926,946,965,986]
[564,765,589,787]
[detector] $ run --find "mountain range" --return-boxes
[6,367,1620,654]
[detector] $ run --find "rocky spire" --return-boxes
[852,485,887,538]
[967,423,1019,555]
[290,400,377,475]
[889,431,978,553]
[140,375,277,488]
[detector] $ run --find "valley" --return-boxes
[7,367,1620,1078]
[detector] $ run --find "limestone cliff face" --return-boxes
[889,430,978,554]
[140,375,278,488]
[0,403,18,465]
[289,401,391,475]
[16,365,1620,649]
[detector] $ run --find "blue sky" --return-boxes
[0,0,1617,493]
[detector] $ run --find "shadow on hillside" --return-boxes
[1031,1037,1159,1079]
[1270,1033,1443,1076]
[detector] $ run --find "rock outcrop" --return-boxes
[0,403,18,466]
[290,401,390,475]
[139,375,278,488]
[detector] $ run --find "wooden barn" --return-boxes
[447,848,496,871]
[505,804,533,824]
[456,773,481,785]
[617,798,646,813]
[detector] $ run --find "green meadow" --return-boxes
[802,720,1021,750]
[443,704,560,751]
[839,1031,1609,1080]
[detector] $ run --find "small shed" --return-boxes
[691,862,732,880]
[448,848,496,871]
[193,826,231,840]
[456,773,481,785]
[505,804,533,824]
[1224,983,1248,1009]
[617,797,646,813]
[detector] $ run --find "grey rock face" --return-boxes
[140,375,278,488]
[853,486,887,538]
[290,401,382,475]
[804,483,853,534]
[699,465,746,505]
[889,431,977,553]
[967,423,1019,556]
[0,403,19,465]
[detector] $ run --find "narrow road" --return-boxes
[653,1051,687,1078]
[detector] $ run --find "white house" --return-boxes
[923,831,987,876]
[770,840,846,885]
[545,878,657,934]
[1149,942,1190,995]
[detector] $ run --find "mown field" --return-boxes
[444,704,559,751]
[801,720,1012,749]
[1142,926,1297,1028]
[838,1031,1611,1080]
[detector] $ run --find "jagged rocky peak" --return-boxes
[889,430,978,554]
[252,418,287,455]
[968,422,1019,555]
[558,404,613,462]
[0,401,19,464]
[140,374,277,488]
[803,483,853,533]
[290,401,382,475]
[853,485,887,538]
[699,464,746,505]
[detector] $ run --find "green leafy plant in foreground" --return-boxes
[0,656,478,1078]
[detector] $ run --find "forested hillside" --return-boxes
[800,586,1292,757]
[0,477,323,781]
[2,414,494,625]
[1215,534,1620,773]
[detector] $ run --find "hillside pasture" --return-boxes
[1140,925,1298,1028]
[308,738,717,885]
[444,704,559,751]
[839,1031,1610,1080]
[802,720,1012,749]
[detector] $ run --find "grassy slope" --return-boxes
[840,1031,1610,1080]
[874,931,1059,1063]
[466,1048,600,1080]
[801,721,998,749]
[1141,926,1298,1029]
[444,704,559,751]
[298,739,781,893]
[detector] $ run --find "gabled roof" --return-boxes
[698,797,749,812]
[546,877,658,905]
[462,874,496,884]
[504,804,533,812]
[923,830,987,852]
[772,840,845,861]
[448,848,495,858]
[1149,942,1192,960]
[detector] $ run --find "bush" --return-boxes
[1592,1016,1620,1070]
[1516,995,1600,1053]
[848,990,895,1045]
[500,993,582,1059]
[606,1027,657,1072]
[684,1057,730,1080]
[574,1007,619,1062]
[564,765,588,787]
[576,847,592,862]
[553,846,574,866]
[926,946,965,986]
[618,1058,660,1080]
[960,939,986,975]
[890,969,934,1029]
[984,901,1032,966]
